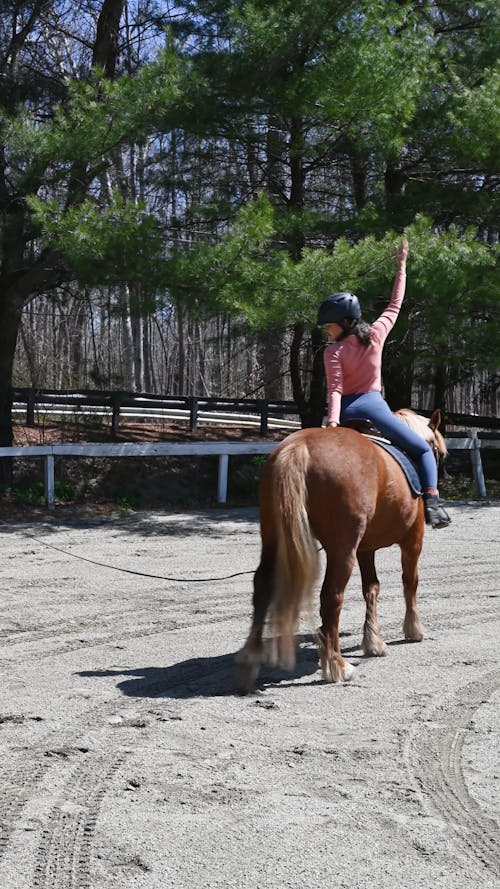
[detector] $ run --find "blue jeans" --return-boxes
[341,391,437,490]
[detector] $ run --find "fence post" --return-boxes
[188,397,199,431]
[259,400,269,436]
[468,429,487,498]
[26,388,36,427]
[44,454,55,509]
[217,454,229,503]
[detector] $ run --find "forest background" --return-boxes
[1,0,499,455]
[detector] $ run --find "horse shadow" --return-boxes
[76,634,343,699]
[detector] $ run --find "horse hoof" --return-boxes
[404,631,424,643]
[322,661,356,683]
[403,623,424,642]
[234,649,260,694]
[403,613,425,642]
[362,639,387,657]
[342,662,355,682]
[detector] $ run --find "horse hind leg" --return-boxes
[235,549,275,693]
[317,554,356,683]
[358,550,387,657]
[401,534,425,642]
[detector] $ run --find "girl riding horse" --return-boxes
[318,238,450,529]
[235,409,448,691]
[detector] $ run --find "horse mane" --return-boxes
[395,408,447,457]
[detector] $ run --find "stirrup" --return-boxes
[423,494,451,529]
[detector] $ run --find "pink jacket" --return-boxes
[323,267,406,426]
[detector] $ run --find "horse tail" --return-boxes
[267,440,319,669]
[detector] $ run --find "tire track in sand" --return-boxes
[28,652,241,888]
[405,670,500,877]
[32,752,126,889]
[0,652,236,886]
[0,757,48,858]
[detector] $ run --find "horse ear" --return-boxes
[429,409,441,431]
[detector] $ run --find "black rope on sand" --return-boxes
[3,522,254,583]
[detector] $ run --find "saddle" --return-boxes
[340,418,389,441]
[340,418,422,495]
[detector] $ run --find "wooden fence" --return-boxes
[12,387,500,435]
[0,431,497,508]
[5,388,498,507]
[12,388,300,436]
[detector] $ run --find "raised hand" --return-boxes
[396,237,409,266]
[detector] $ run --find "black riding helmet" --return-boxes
[317,292,361,328]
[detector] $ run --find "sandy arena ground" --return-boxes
[0,502,499,889]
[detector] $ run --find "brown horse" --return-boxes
[235,409,446,692]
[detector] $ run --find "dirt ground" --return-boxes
[0,502,499,889]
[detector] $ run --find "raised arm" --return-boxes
[371,237,409,340]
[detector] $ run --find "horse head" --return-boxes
[395,408,447,462]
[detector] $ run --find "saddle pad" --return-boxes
[371,440,422,495]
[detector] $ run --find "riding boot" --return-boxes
[423,493,451,529]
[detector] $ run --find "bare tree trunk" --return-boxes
[258,327,283,399]
[120,285,135,389]
[18,303,39,386]
[143,316,153,391]
[176,302,185,395]
[52,298,63,388]
[86,290,102,386]
[385,155,407,215]
[383,328,415,411]
[433,363,447,411]
[69,299,86,386]
[347,139,368,211]
[290,323,325,427]
[132,312,144,391]
[287,112,325,427]
[226,316,231,395]
[91,0,125,77]
[0,298,23,480]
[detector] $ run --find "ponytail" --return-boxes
[339,319,372,345]
[351,320,372,345]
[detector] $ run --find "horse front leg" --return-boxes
[235,548,275,693]
[317,557,356,683]
[400,532,425,642]
[358,550,387,657]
